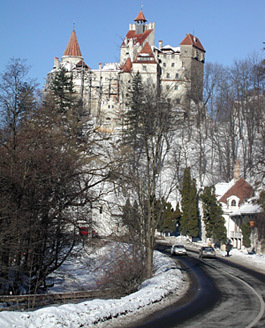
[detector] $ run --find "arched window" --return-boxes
[231,200,236,206]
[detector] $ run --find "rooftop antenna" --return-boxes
[73,22,75,31]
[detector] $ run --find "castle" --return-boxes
[46,9,206,129]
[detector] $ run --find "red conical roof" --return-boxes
[64,30,82,57]
[134,10,147,22]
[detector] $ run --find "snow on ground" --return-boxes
[0,250,184,328]
[219,248,265,273]
[1,237,264,328]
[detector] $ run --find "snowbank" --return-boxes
[0,251,183,328]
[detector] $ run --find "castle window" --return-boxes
[166,85,170,90]
[143,65,147,71]
[166,73,170,78]
[172,54,175,59]
[175,85,178,90]
[175,73,179,79]
[176,98,180,104]
[171,63,175,67]
[163,54,166,59]
[231,200,236,206]
[163,63,166,67]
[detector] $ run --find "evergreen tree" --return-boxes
[256,190,265,241]
[180,168,199,238]
[241,222,251,247]
[200,185,227,243]
[50,67,77,113]
[157,202,181,234]
[46,67,86,141]
[123,72,145,152]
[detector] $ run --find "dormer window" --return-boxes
[231,200,236,207]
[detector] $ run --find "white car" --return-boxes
[171,244,187,256]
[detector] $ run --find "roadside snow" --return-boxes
[219,248,265,273]
[0,251,184,328]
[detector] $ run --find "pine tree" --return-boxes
[180,168,199,238]
[200,185,227,243]
[123,72,145,151]
[50,67,77,113]
[157,202,181,234]
[241,222,251,247]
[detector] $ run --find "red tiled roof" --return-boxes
[122,57,132,73]
[180,33,205,52]
[121,29,153,47]
[64,30,82,57]
[219,178,253,204]
[133,42,157,64]
[135,10,147,22]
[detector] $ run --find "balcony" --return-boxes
[229,231,242,239]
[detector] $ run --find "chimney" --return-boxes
[53,57,60,70]
[233,160,240,181]
[99,63,102,70]
[159,40,163,50]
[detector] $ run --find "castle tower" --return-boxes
[62,26,83,66]
[134,9,147,34]
[120,10,155,65]
[180,33,206,102]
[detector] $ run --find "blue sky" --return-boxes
[1,0,264,87]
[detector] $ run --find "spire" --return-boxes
[63,29,82,57]
[134,10,147,23]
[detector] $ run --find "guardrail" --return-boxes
[0,288,126,312]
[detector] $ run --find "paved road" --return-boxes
[127,245,265,328]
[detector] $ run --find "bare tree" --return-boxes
[119,73,179,278]
[0,59,114,295]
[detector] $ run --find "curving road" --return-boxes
[125,245,265,328]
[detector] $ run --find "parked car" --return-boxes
[199,246,216,258]
[171,244,187,256]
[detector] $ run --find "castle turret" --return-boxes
[134,10,147,34]
[180,33,206,102]
[62,27,83,65]
[120,10,155,65]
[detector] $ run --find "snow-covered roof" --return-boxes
[215,179,235,200]
[161,45,180,53]
[231,203,263,216]
[102,63,120,71]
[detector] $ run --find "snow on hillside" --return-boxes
[0,250,184,328]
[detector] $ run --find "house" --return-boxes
[215,161,263,252]
[45,9,205,128]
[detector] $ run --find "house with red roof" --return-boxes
[46,9,206,129]
[214,161,263,251]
